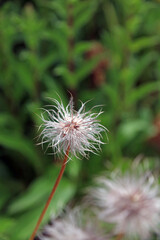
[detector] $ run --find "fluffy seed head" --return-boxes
[88,172,160,239]
[39,96,106,157]
[37,209,105,240]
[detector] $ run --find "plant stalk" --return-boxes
[29,146,70,240]
[116,233,124,240]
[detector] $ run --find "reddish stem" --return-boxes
[29,146,70,240]
[116,233,124,240]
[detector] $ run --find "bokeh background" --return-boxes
[0,0,160,239]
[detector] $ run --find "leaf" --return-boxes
[117,119,151,147]
[103,1,119,30]
[9,175,76,240]
[67,156,82,178]
[128,52,158,88]
[54,66,75,88]
[0,133,42,171]
[102,84,119,109]
[7,166,60,214]
[130,36,160,53]
[50,28,68,58]
[73,41,92,56]
[40,54,57,72]
[47,1,67,18]
[42,76,67,105]
[0,217,15,234]
[74,2,97,30]
[75,57,101,84]
[15,61,34,93]
[0,182,12,210]
[128,82,160,106]
[7,165,76,215]
[7,177,52,215]
[0,114,14,127]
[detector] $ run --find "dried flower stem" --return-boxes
[29,146,70,240]
[116,233,124,240]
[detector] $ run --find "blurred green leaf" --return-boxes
[74,41,92,56]
[0,217,15,234]
[76,57,101,84]
[9,175,76,240]
[0,133,42,171]
[128,82,160,106]
[67,156,82,178]
[15,62,34,93]
[0,182,13,210]
[117,119,151,147]
[130,36,160,52]
[74,2,97,30]
[128,52,158,88]
[54,65,75,87]
[46,1,67,18]
[7,165,76,215]
[102,84,119,109]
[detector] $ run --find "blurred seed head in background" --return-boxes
[88,172,160,239]
[37,208,106,240]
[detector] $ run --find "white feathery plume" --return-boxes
[88,172,160,239]
[39,96,107,157]
[29,96,107,240]
[37,209,106,240]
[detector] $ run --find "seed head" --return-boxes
[37,209,106,240]
[39,96,106,157]
[88,172,160,239]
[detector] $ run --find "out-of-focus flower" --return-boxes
[88,172,160,239]
[86,42,109,88]
[36,209,106,240]
[148,115,160,151]
[40,96,107,157]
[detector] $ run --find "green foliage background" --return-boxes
[0,0,160,239]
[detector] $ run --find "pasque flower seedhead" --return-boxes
[37,209,106,240]
[88,172,160,239]
[40,96,106,157]
[29,96,107,240]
